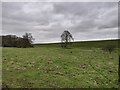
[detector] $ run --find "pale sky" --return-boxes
[2,2,118,43]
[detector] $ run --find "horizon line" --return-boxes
[33,38,119,44]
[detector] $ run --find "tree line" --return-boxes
[0,33,34,48]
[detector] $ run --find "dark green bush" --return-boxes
[102,45,115,54]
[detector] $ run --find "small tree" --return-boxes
[61,30,74,48]
[102,45,115,54]
[22,33,34,43]
[22,33,34,47]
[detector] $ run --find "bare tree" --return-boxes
[61,30,74,48]
[22,33,34,44]
[22,33,34,48]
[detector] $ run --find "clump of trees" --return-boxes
[1,33,34,48]
[102,45,115,54]
[61,30,74,48]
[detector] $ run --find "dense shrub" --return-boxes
[102,45,115,54]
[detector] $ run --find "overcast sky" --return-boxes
[2,2,118,43]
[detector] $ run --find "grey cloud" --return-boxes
[53,2,116,16]
[2,2,118,43]
[53,2,117,33]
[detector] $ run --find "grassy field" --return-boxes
[2,42,119,88]
[34,39,119,48]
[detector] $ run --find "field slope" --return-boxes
[2,39,119,88]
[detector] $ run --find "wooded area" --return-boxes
[0,33,34,48]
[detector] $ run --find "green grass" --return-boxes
[2,46,118,88]
[34,39,119,48]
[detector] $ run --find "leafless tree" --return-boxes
[61,30,74,48]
